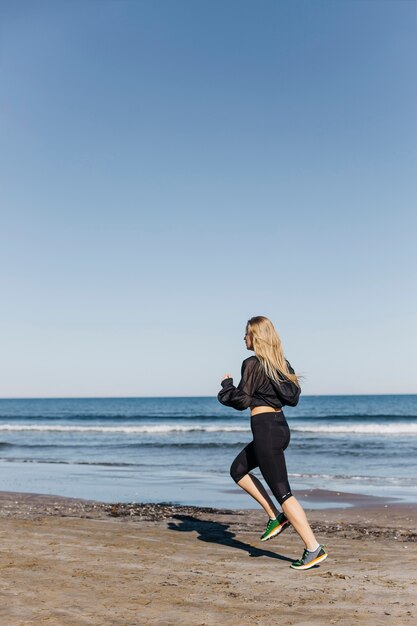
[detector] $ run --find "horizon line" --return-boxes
[0,393,416,401]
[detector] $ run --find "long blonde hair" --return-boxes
[246,316,300,386]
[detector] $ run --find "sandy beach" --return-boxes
[0,490,416,625]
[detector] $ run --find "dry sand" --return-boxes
[0,490,416,626]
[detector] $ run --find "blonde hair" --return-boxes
[246,316,300,386]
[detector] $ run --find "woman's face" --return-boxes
[244,327,253,350]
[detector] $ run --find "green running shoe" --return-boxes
[260,513,290,542]
[290,545,328,570]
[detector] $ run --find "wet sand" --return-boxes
[0,490,416,625]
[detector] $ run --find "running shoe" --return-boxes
[260,513,290,542]
[290,545,328,570]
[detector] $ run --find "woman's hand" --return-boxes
[222,373,232,382]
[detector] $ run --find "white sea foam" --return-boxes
[292,423,417,434]
[0,423,250,434]
[0,422,416,435]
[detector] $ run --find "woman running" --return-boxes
[217,315,328,570]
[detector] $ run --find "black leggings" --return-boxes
[230,411,292,506]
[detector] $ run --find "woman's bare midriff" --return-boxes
[250,406,282,416]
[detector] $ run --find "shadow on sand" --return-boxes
[168,515,293,561]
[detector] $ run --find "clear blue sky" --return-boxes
[1,0,416,397]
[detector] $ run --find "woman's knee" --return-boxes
[230,458,247,483]
[277,489,293,506]
[257,458,292,505]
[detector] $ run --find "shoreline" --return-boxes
[1,458,416,511]
[0,484,412,510]
[1,489,416,542]
[1,490,416,625]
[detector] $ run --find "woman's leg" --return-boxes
[230,442,279,519]
[237,474,279,519]
[257,447,319,549]
[281,496,319,551]
[253,413,320,550]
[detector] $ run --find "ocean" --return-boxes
[0,395,416,509]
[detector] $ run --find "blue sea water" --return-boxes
[0,395,416,508]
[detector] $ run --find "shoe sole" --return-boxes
[260,520,290,542]
[290,552,328,570]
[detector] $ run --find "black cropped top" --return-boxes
[217,355,300,411]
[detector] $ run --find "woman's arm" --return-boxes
[217,357,259,411]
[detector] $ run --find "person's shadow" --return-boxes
[168,515,293,561]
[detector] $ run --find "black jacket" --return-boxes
[217,355,300,411]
